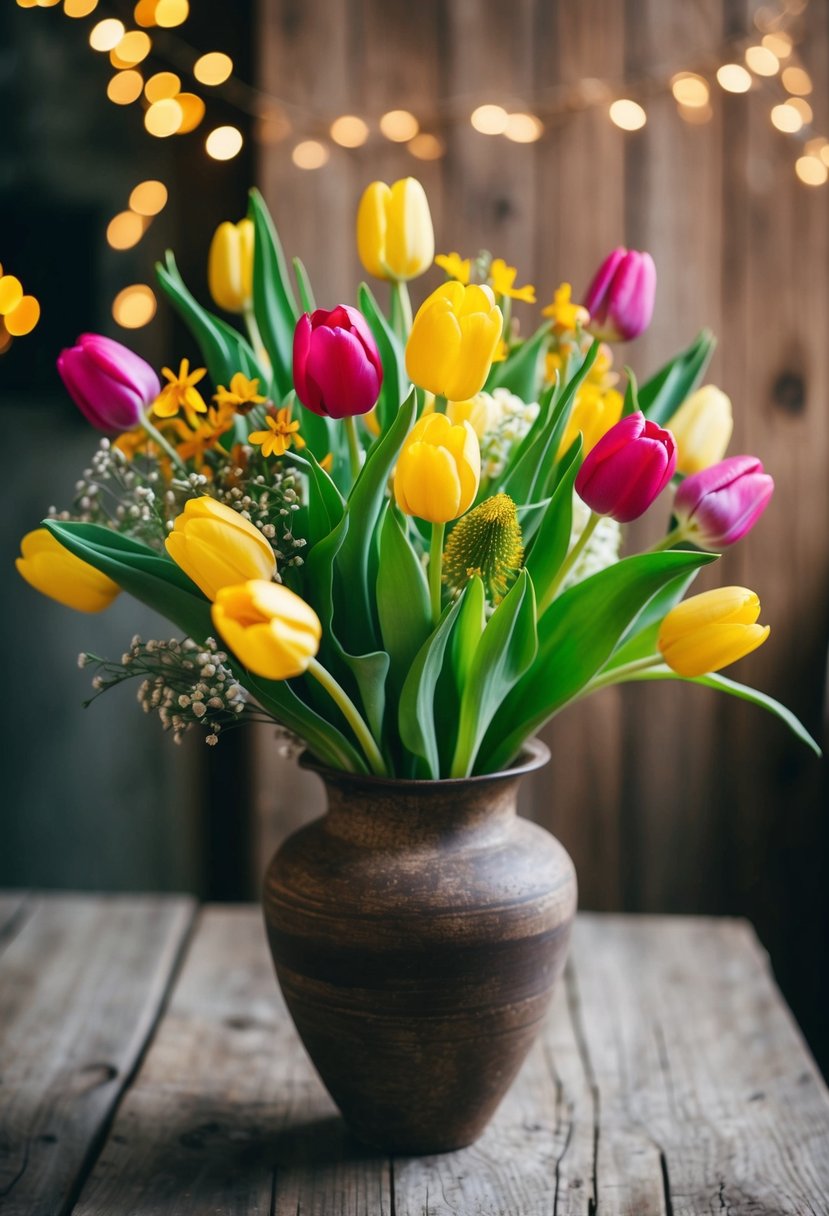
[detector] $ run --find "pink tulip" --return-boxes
[673,456,774,549]
[583,248,656,342]
[57,334,160,432]
[293,305,383,419]
[575,411,677,523]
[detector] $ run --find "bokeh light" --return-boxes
[671,73,710,108]
[408,133,445,160]
[145,98,184,138]
[744,45,779,76]
[112,285,157,328]
[677,102,713,125]
[205,125,244,160]
[129,180,168,215]
[771,102,803,132]
[291,140,329,169]
[504,112,544,142]
[795,156,828,186]
[145,72,181,102]
[762,32,792,58]
[89,19,125,52]
[5,297,40,337]
[154,0,188,27]
[0,276,24,315]
[470,104,509,135]
[379,110,419,142]
[107,70,144,105]
[106,211,147,250]
[717,64,753,93]
[330,115,369,148]
[781,65,812,95]
[112,31,151,66]
[193,52,233,86]
[133,0,158,27]
[175,93,206,134]
[609,99,647,130]
[64,0,99,16]
[788,97,813,123]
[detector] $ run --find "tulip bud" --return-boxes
[394,413,481,524]
[583,248,656,343]
[57,333,160,432]
[575,411,677,523]
[16,528,120,613]
[406,283,503,402]
[293,305,383,419]
[208,218,254,314]
[658,586,770,677]
[668,386,733,475]
[446,393,499,439]
[673,456,774,550]
[212,580,321,680]
[357,178,435,282]
[165,496,276,600]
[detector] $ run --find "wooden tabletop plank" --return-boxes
[0,893,195,1216]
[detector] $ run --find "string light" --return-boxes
[0,276,24,315]
[762,32,792,58]
[379,110,419,142]
[193,52,233,86]
[788,96,813,123]
[145,71,180,102]
[744,45,779,75]
[470,104,509,135]
[205,125,244,160]
[63,0,99,15]
[89,19,124,52]
[771,101,803,132]
[112,284,157,328]
[129,179,168,215]
[671,72,710,107]
[16,0,40,8]
[107,70,144,105]
[176,93,206,133]
[504,112,544,142]
[609,99,647,130]
[781,65,812,95]
[154,0,188,28]
[133,0,158,28]
[330,115,369,148]
[291,140,329,169]
[106,211,146,249]
[111,30,151,67]
[717,63,752,93]
[795,155,828,186]
[408,133,445,159]
[145,98,183,137]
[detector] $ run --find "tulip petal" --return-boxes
[357,182,391,279]
[307,326,381,417]
[386,178,434,280]
[582,248,627,321]
[660,622,770,677]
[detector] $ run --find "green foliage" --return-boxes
[248,187,300,397]
[627,329,716,425]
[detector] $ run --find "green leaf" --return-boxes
[452,569,538,777]
[288,448,344,546]
[524,435,582,611]
[480,550,716,771]
[628,329,716,425]
[358,282,408,434]
[486,323,550,400]
[398,593,466,779]
[376,505,432,687]
[293,256,316,312]
[603,565,705,670]
[248,187,300,398]
[243,673,369,773]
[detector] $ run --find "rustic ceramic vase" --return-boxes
[262,737,576,1155]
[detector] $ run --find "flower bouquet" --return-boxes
[16,176,818,1152]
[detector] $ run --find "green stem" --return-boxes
[649,524,687,552]
[344,415,362,483]
[579,654,664,697]
[306,658,387,777]
[139,411,187,473]
[433,394,447,414]
[429,521,446,627]
[390,279,413,342]
[500,295,512,346]
[243,305,271,375]
[538,511,602,615]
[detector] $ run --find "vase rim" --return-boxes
[299,735,550,789]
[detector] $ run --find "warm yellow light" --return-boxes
[5,296,40,337]
[745,45,779,76]
[470,104,509,135]
[795,156,828,186]
[112,30,151,66]
[781,65,812,95]
[154,0,188,27]
[64,0,99,16]
[89,19,125,52]
[716,64,752,93]
[504,112,544,142]
[822,146,829,168]
[112,284,157,329]
[789,98,813,125]
[291,139,329,169]
[0,324,12,354]
[106,211,147,250]
[129,180,167,215]
[107,69,144,105]
[771,102,803,133]
[144,71,180,102]
[133,0,158,27]
[36,0,61,6]
[205,125,244,160]
[671,73,710,108]
[379,110,419,142]
[804,137,828,158]
[609,99,646,131]
[762,32,792,59]
[330,115,369,148]
[144,98,183,137]
[677,102,713,125]
[408,132,445,160]
[193,52,233,86]
[175,93,205,134]
[16,0,39,8]
[0,276,24,316]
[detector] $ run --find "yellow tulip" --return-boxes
[558,386,624,457]
[668,386,734,475]
[658,586,770,677]
[357,178,434,281]
[446,393,499,439]
[405,282,503,402]
[165,496,275,600]
[394,413,480,523]
[208,218,254,314]
[16,528,120,613]
[212,580,321,680]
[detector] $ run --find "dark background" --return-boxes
[1,0,827,1070]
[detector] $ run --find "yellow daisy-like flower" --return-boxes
[249,406,305,458]
[541,282,590,332]
[213,372,268,415]
[153,359,208,427]
[173,404,235,470]
[435,252,471,285]
[113,426,150,461]
[490,258,536,304]
[548,340,623,457]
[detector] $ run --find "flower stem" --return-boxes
[344,415,362,483]
[243,305,271,374]
[580,654,664,696]
[538,510,602,616]
[649,524,687,552]
[140,411,187,473]
[390,279,413,341]
[306,657,387,776]
[429,520,446,626]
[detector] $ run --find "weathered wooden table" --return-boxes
[2,893,828,1215]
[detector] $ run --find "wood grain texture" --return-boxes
[0,893,195,1216]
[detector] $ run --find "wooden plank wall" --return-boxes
[255,0,829,1063]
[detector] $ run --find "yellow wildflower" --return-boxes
[113,427,150,461]
[491,338,508,363]
[172,404,235,470]
[490,258,536,303]
[249,405,305,458]
[542,282,590,332]
[213,372,268,415]
[320,453,334,473]
[153,359,208,427]
[435,252,471,285]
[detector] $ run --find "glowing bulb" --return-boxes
[470,104,509,135]
[112,30,151,66]
[291,140,329,169]
[89,19,125,52]
[154,0,188,27]
[504,112,544,142]
[0,276,24,316]
[379,110,419,142]
[129,180,167,215]
[112,284,157,328]
[175,93,205,134]
[106,211,147,250]
[144,98,183,137]
[5,296,40,337]
[408,132,445,160]
[671,73,710,108]
[771,102,803,133]
[16,0,39,8]
[781,65,812,95]
[205,125,244,160]
[716,64,752,93]
[795,156,828,186]
[762,32,792,58]
[330,115,369,148]
[107,70,144,105]
[193,52,233,86]
[609,99,647,130]
[745,45,779,76]
[144,72,180,102]
[64,0,99,16]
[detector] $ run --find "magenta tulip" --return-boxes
[292,305,383,419]
[673,456,774,549]
[57,333,160,432]
[575,411,677,523]
[583,248,656,342]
